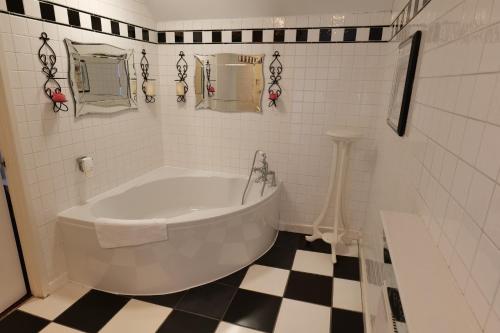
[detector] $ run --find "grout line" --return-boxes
[412,124,499,253]
[412,102,499,186]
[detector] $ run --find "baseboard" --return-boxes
[358,239,372,333]
[47,272,68,295]
[279,222,333,235]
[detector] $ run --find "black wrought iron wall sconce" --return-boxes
[175,51,188,102]
[140,49,156,103]
[206,60,215,97]
[268,51,283,107]
[38,32,68,113]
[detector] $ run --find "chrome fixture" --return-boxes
[76,155,94,177]
[241,150,277,205]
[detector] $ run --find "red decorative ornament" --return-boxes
[207,85,215,93]
[51,91,67,103]
[269,91,279,101]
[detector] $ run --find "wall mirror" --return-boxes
[64,39,138,117]
[194,53,264,112]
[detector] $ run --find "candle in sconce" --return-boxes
[145,80,156,96]
[176,82,185,96]
[130,79,137,95]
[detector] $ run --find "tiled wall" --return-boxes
[364,0,500,330]
[0,0,397,293]
[158,13,392,231]
[0,0,163,288]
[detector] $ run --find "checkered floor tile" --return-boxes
[0,232,364,333]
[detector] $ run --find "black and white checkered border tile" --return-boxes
[0,231,364,333]
[390,0,432,39]
[2,0,156,43]
[2,0,391,45]
[158,26,390,44]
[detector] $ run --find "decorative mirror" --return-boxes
[64,39,138,117]
[194,53,265,112]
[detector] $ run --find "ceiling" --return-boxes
[145,0,395,21]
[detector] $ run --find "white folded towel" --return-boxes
[95,217,168,249]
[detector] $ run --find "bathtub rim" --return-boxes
[58,165,281,228]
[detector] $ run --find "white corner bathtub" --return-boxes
[58,166,280,295]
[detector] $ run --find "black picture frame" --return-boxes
[387,30,421,136]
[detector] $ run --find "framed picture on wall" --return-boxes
[387,30,422,136]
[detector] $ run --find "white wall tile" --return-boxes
[455,76,475,116]
[471,235,500,304]
[469,74,496,121]
[450,252,470,291]
[447,115,467,155]
[451,160,474,206]
[465,171,495,226]
[0,5,162,286]
[307,29,319,42]
[485,311,500,333]
[356,28,369,41]
[80,13,92,30]
[455,214,482,268]
[54,6,69,25]
[363,0,500,327]
[488,73,500,125]
[202,30,212,43]
[476,124,500,179]
[460,119,485,164]
[284,29,296,42]
[494,282,500,317]
[465,277,491,327]
[485,185,500,248]
[10,16,28,36]
[101,18,111,34]
[263,29,273,42]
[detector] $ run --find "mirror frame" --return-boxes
[64,39,138,118]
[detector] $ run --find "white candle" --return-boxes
[130,79,137,95]
[145,80,156,96]
[176,82,185,96]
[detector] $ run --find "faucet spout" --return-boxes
[241,150,277,205]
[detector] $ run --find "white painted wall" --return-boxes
[147,0,394,21]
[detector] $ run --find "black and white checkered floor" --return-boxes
[0,232,363,333]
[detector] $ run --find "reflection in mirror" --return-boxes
[64,39,138,117]
[194,53,264,112]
